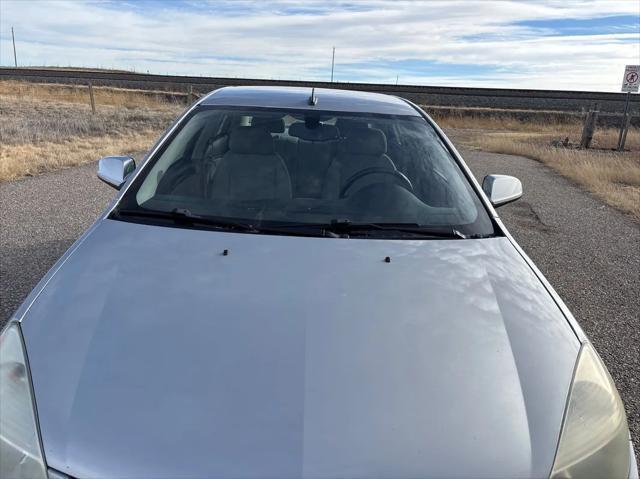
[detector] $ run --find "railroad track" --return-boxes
[2,67,638,115]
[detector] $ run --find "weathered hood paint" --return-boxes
[21,219,579,478]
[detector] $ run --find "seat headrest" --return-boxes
[288,123,339,141]
[251,116,285,134]
[335,118,368,137]
[342,127,387,155]
[229,126,274,155]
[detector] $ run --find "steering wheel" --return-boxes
[340,167,414,198]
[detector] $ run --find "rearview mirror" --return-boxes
[482,174,522,207]
[97,156,136,190]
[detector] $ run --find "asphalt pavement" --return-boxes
[1,146,638,455]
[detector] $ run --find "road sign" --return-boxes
[621,65,639,92]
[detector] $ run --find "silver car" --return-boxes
[1,86,637,479]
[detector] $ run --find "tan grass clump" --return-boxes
[0,130,160,182]
[0,97,179,145]
[0,80,183,181]
[433,110,640,150]
[436,107,640,219]
[432,110,584,134]
[0,80,185,109]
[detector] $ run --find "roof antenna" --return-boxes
[308,87,318,106]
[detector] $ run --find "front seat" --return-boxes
[210,126,292,201]
[324,127,396,198]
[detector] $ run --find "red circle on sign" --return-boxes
[626,71,639,83]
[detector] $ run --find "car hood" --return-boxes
[21,219,579,479]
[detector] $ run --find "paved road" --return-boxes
[1,148,638,456]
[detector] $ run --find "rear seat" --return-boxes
[287,122,340,198]
[243,117,395,200]
[335,118,369,139]
[250,116,295,166]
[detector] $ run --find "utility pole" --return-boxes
[11,26,18,67]
[330,46,335,82]
[396,75,399,85]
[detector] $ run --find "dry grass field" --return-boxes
[0,80,184,181]
[432,110,640,219]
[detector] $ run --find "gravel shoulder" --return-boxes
[1,146,638,456]
[0,162,115,323]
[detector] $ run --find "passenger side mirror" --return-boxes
[97,156,136,190]
[482,174,522,207]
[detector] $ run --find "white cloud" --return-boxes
[0,0,638,90]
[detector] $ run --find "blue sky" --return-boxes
[0,0,638,91]
[515,15,639,35]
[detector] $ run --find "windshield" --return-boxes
[116,106,495,239]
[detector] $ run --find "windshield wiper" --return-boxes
[113,210,478,239]
[113,207,259,233]
[266,220,469,239]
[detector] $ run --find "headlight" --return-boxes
[0,322,47,479]
[550,342,630,478]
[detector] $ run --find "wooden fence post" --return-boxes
[580,103,599,149]
[88,82,96,114]
[618,114,632,152]
[617,92,631,151]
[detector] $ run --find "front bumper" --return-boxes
[44,441,638,479]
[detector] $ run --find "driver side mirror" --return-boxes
[482,174,522,207]
[97,156,136,190]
